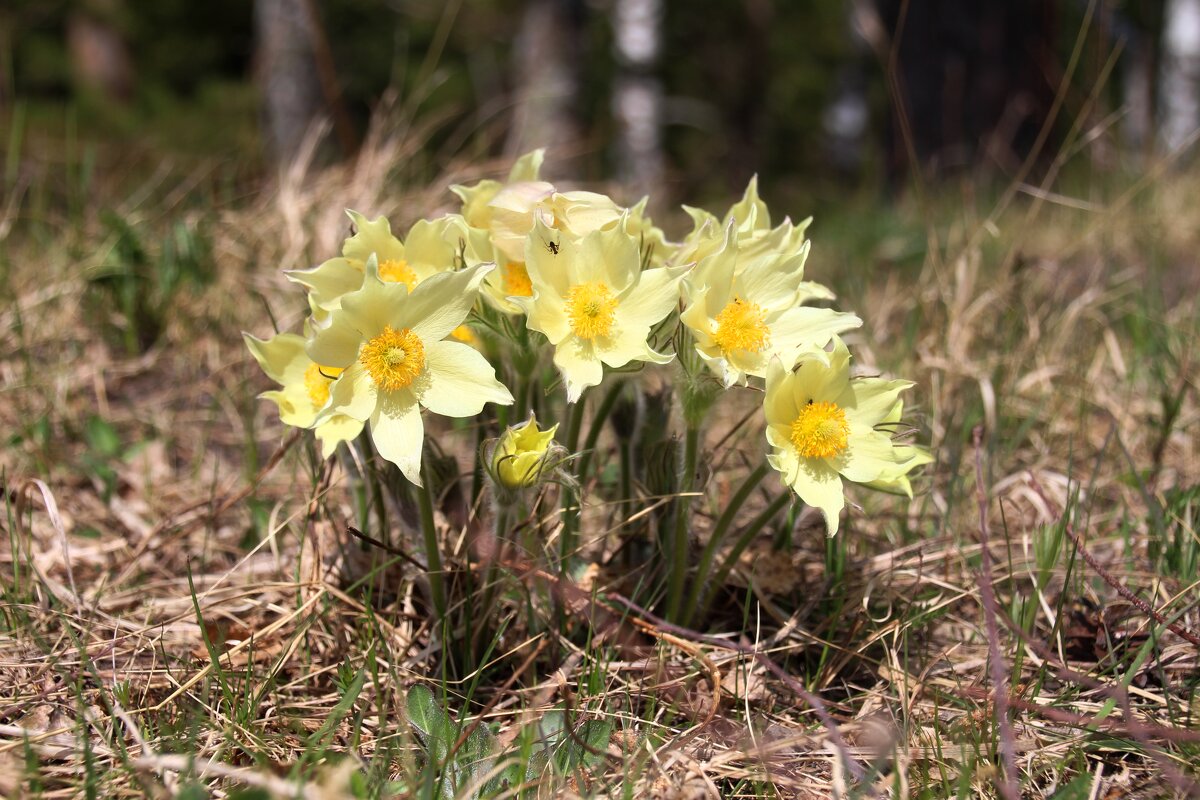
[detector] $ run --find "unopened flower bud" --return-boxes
[491,413,560,490]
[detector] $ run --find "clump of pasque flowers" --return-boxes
[244,149,929,535]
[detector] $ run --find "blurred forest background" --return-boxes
[3,0,1194,213]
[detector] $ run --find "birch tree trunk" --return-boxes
[613,0,663,199]
[67,0,134,103]
[1161,0,1200,152]
[507,0,582,178]
[254,0,325,166]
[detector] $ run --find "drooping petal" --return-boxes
[553,337,604,402]
[594,334,672,369]
[322,362,377,422]
[370,396,425,485]
[316,414,365,459]
[786,459,846,535]
[260,387,313,428]
[420,340,514,417]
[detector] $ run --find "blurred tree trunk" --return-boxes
[67,0,135,103]
[254,0,355,166]
[612,0,663,198]
[1161,0,1200,152]
[507,0,583,177]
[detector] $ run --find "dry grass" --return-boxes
[1,117,1198,798]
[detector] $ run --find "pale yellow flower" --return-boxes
[680,223,860,386]
[451,148,546,231]
[488,184,666,265]
[672,176,811,269]
[860,399,933,497]
[243,328,363,458]
[491,413,560,490]
[307,262,514,484]
[512,218,689,402]
[288,211,477,312]
[763,339,923,535]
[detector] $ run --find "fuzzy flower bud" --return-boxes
[490,413,562,491]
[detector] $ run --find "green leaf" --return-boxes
[226,790,270,800]
[175,785,208,800]
[1048,774,1096,800]
[85,416,121,459]
[459,720,499,798]
[307,665,366,748]
[406,685,459,798]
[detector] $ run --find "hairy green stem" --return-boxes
[418,466,446,621]
[666,424,701,622]
[558,394,589,565]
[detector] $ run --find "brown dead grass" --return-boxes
[1,125,1198,798]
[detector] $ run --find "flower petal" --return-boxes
[420,340,514,417]
[244,332,307,385]
[308,314,367,369]
[286,257,365,310]
[839,427,903,483]
[323,362,376,422]
[615,264,689,331]
[768,307,862,364]
[370,398,425,485]
[578,221,639,290]
[316,414,365,459]
[400,262,495,343]
[763,358,801,425]
[786,458,845,535]
[343,210,405,263]
[553,337,604,402]
[839,378,914,428]
[512,291,571,345]
[524,216,572,300]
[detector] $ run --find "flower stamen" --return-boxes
[502,262,533,297]
[713,297,769,354]
[565,282,618,340]
[790,401,850,459]
[379,258,418,291]
[304,363,343,408]
[360,326,426,391]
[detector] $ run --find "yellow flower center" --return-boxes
[378,258,417,291]
[502,262,533,297]
[450,324,477,345]
[713,297,769,354]
[565,282,618,340]
[359,325,426,391]
[303,363,343,408]
[790,401,851,459]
